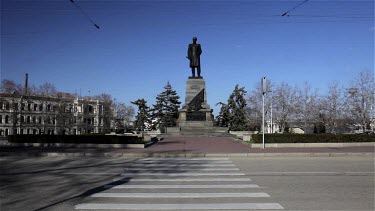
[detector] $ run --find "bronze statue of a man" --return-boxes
[187,37,202,77]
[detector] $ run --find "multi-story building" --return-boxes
[0,92,112,136]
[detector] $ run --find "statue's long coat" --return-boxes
[188,44,202,68]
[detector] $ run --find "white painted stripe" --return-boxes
[243,171,375,175]
[75,203,284,210]
[104,184,260,189]
[127,164,236,167]
[136,161,233,164]
[91,192,270,198]
[113,177,252,182]
[124,167,239,171]
[120,172,245,176]
[63,172,119,175]
[139,158,229,161]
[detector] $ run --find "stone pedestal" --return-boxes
[177,77,214,130]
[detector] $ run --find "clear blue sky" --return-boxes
[1,0,374,115]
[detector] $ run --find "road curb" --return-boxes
[1,152,373,158]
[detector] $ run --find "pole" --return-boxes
[262,92,265,149]
[261,76,266,149]
[271,91,273,134]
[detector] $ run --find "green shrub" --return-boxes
[8,135,144,144]
[251,134,375,143]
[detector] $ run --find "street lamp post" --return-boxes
[268,90,273,134]
[261,77,267,149]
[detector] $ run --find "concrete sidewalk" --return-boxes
[0,136,373,157]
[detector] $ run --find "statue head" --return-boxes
[193,37,197,43]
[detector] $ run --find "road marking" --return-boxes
[120,172,245,176]
[243,171,375,176]
[135,161,233,164]
[124,167,239,171]
[113,177,252,182]
[139,158,230,161]
[126,164,236,167]
[91,192,270,198]
[104,184,260,189]
[75,203,284,210]
[63,172,120,175]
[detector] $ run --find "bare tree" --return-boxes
[37,82,57,96]
[295,81,319,133]
[344,70,375,132]
[247,80,273,131]
[1,79,23,93]
[273,82,298,133]
[114,102,135,132]
[320,81,344,133]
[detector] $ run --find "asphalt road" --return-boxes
[1,156,374,211]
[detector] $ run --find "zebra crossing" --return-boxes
[74,158,284,210]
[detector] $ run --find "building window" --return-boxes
[39,104,43,111]
[5,115,9,124]
[0,102,3,110]
[5,102,10,110]
[39,117,42,123]
[28,103,31,111]
[27,116,31,123]
[0,115,2,124]
[5,129,9,136]
[47,104,51,111]
[21,116,25,123]
[21,103,25,110]
[88,105,93,113]
[32,116,36,123]
[34,104,38,111]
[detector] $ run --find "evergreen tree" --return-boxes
[227,85,248,131]
[215,102,230,127]
[131,98,151,131]
[152,82,181,132]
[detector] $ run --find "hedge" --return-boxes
[251,134,375,143]
[8,135,144,144]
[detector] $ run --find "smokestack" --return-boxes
[25,73,28,95]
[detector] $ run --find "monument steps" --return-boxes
[166,127,238,138]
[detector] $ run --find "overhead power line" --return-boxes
[69,0,100,29]
[289,14,373,19]
[281,0,310,16]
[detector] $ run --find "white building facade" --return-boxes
[0,92,112,136]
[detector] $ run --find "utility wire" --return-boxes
[281,0,310,16]
[289,14,373,19]
[69,0,100,29]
